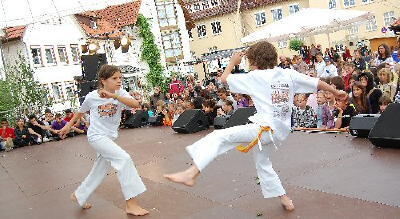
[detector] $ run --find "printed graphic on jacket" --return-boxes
[271,82,290,118]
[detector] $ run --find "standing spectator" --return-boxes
[315,52,326,77]
[310,44,319,64]
[353,49,366,71]
[320,57,338,78]
[0,118,15,151]
[278,56,291,69]
[292,55,308,74]
[150,87,165,110]
[169,75,185,94]
[374,44,394,66]
[342,46,352,61]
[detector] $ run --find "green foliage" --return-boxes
[0,54,51,123]
[289,39,304,51]
[136,14,167,91]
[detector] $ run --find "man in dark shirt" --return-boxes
[28,115,49,141]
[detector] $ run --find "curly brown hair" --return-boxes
[246,41,277,70]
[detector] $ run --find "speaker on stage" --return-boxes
[349,114,380,138]
[172,109,209,133]
[81,54,107,81]
[79,81,98,97]
[124,110,149,128]
[148,115,164,126]
[213,116,227,129]
[369,103,400,148]
[224,107,256,129]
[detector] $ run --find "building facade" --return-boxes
[183,0,399,78]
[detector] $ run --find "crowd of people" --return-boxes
[1,42,400,152]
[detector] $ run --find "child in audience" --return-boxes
[216,100,235,119]
[292,94,317,128]
[378,94,393,113]
[0,118,15,151]
[334,93,357,129]
[350,81,370,114]
[173,105,186,124]
[316,91,331,128]
[202,99,217,125]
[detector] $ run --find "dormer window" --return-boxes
[90,19,98,29]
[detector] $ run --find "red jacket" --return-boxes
[1,127,16,139]
[169,80,185,94]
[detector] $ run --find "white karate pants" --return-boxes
[74,137,146,206]
[186,124,286,198]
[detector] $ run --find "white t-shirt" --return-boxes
[315,61,326,77]
[217,95,238,109]
[320,64,338,78]
[79,89,132,142]
[226,67,318,141]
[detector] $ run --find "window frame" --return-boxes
[57,46,69,65]
[197,24,207,38]
[383,11,396,27]
[255,11,267,27]
[161,30,183,59]
[278,40,288,49]
[70,44,80,64]
[211,20,222,35]
[288,3,300,15]
[271,7,283,21]
[156,2,178,28]
[44,46,57,65]
[365,15,377,32]
[343,0,356,8]
[30,46,43,66]
[329,0,337,9]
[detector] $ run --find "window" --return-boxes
[162,31,183,58]
[64,82,75,99]
[211,0,219,7]
[197,24,207,38]
[157,3,177,27]
[361,0,373,4]
[202,0,209,10]
[278,40,287,49]
[289,4,300,15]
[255,12,266,26]
[52,83,63,100]
[384,11,396,26]
[343,0,355,7]
[193,3,201,11]
[44,46,56,64]
[366,16,377,32]
[329,0,336,9]
[57,46,68,64]
[271,8,283,21]
[70,45,80,64]
[348,25,359,35]
[31,47,42,65]
[211,21,222,35]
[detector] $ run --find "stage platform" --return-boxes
[1,127,399,219]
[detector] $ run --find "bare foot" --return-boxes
[280,195,295,211]
[163,171,196,187]
[126,199,149,216]
[71,193,92,209]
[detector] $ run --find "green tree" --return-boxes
[289,39,304,52]
[0,54,51,122]
[136,14,168,92]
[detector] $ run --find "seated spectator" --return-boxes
[378,94,393,113]
[216,88,237,109]
[51,113,84,140]
[14,118,38,147]
[216,100,235,119]
[28,115,49,143]
[291,94,317,128]
[350,81,370,114]
[316,91,331,129]
[162,108,173,126]
[0,118,15,151]
[173,105,186,124]
[342,63,357,92]
[192,97,204,109]
[358,72,382,113]
[378,68,397,100]
[235,93,249,108]
[64,109,74,122]
[202,99,217,125]
[330,76,345,91]
[334,93,357,129]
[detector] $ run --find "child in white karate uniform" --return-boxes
[164,41,346,211]
[60,65,148,216]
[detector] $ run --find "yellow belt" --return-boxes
[236,126,273,153]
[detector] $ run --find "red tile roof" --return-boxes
[75,1,142,39]
[2,26,26,42]
[186,0,288,21]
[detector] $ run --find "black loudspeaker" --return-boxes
[369,103,400,148]
[79,81,98,97]
[148,115,164,126]
[172,109,209,133]
[124,110,149,128]
[349,114,380,138]
[213,116,227,129]
[224,107,256,129]
[81,54,107,81]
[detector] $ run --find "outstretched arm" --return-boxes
[317,80,347,100]
[221,52,245,83]
[59,112,84,136]
[98,89,140,108]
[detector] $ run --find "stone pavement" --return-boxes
[1,126,399,219]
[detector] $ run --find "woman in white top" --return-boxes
[374,44,394,66]
[164,41,346,213]
[60,65,148,216]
